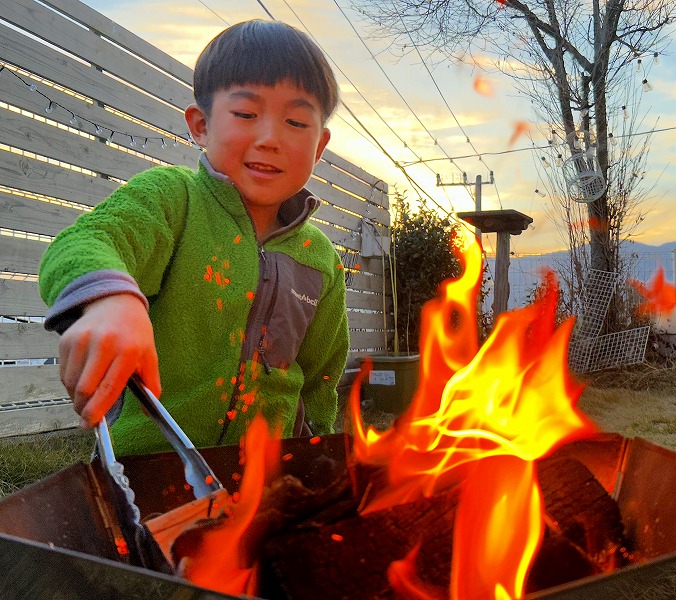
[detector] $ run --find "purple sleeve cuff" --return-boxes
[44,270,148,334]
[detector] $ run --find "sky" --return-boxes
[79,0,676,256]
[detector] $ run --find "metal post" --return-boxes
[474,175,482,241]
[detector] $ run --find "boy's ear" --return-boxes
[315,128,331,164]
[185,103,208,148]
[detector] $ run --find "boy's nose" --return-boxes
[255,119,282,151]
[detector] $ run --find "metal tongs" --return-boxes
[125,374,223,499]
[94,375,223,571]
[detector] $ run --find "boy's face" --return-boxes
[187,81,331,213]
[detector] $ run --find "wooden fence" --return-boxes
[0,0,393,437]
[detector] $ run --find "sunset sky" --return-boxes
[80,0,676,255]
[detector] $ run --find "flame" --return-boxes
[473,75,494,97]
[508,121,530,147]
[350,228,595,599]
[173,414,279,596]
[628,264,676,317]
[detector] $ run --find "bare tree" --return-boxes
[351,0,674,323]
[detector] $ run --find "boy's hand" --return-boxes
[58,294,161,428]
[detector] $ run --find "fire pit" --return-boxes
[0,431,674,600]
[3,230,674,599]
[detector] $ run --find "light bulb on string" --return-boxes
[541,156,551,168]
[535,188,546,198]
[95,125,103,135]
[556,154,563,167]
[642,79,653,92]
[636,58,642,72]
[45,101,54,114]
[573,136,582,150]
[654,52,660,65]
[142,138,148,149]
[609,133,618,146]
[161,138,167,149]
[173,137,179,147]
[29,83,37,92]
[622,105,630,120]
[107,131,115,143]
[130,136,136,147]
[69,114,78,126]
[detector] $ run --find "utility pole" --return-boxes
[436,171,495,239]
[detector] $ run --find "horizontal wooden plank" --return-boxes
[42,0,193,85]
[0,279,47,316]
[347,272,386,294]
[1,107,158,182]
[0,322,59,360]
[0,190,84,238]
[348,310,390,330]
[346,289,392,312]
[0,364,65,405]
[313,162,390,226]
[0,152,119,208]
[0,235,49,276]
[5,0,193,110]
[0,403,79,438]
[1,67,198,168]
[323,147,389,201]
[349,329,392,352]
[308,175,390,228]
[0,24,189,136]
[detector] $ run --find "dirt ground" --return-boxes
[350,361,676,452]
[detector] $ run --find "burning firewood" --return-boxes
[256,453,628,599]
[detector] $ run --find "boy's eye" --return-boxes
[287,119,309,129]
[233,111,255,119]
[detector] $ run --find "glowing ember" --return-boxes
[350,228,595,600]
[628,264,676,317]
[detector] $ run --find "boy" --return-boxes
[38,20,350,455]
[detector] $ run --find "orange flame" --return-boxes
[628,264,676,317]
[508,121,530,148]
[350,228,595,599]
[174,414,279,596]
[473,75,494,97]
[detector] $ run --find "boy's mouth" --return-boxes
[245,162,282,174]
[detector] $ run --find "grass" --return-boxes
[0,428,94,499]
[0,361,674,499]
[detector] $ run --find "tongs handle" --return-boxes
[127,374,222,499]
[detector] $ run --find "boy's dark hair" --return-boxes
[194,20,339,123]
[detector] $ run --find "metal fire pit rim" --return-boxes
[525,548,676,599]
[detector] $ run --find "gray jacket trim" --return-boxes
[44,270,148,334]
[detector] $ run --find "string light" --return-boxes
[609,133,618,146]
[654,52,660,65]
[636,58,643,72]
[622,105,630,120]
[541,156,550,168]
[642,79,653,92]
[535,188,546,198]
[0,62,193,150]
[556,154,563,167]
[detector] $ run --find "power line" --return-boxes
[399,123,676,165]
[276,0,461,213]
[390,8,504,209]
[196,0,231,25]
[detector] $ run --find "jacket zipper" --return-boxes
[216,244,277,444]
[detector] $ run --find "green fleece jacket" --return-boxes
[39,158,349,455]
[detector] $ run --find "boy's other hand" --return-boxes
[58,294,161,428]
